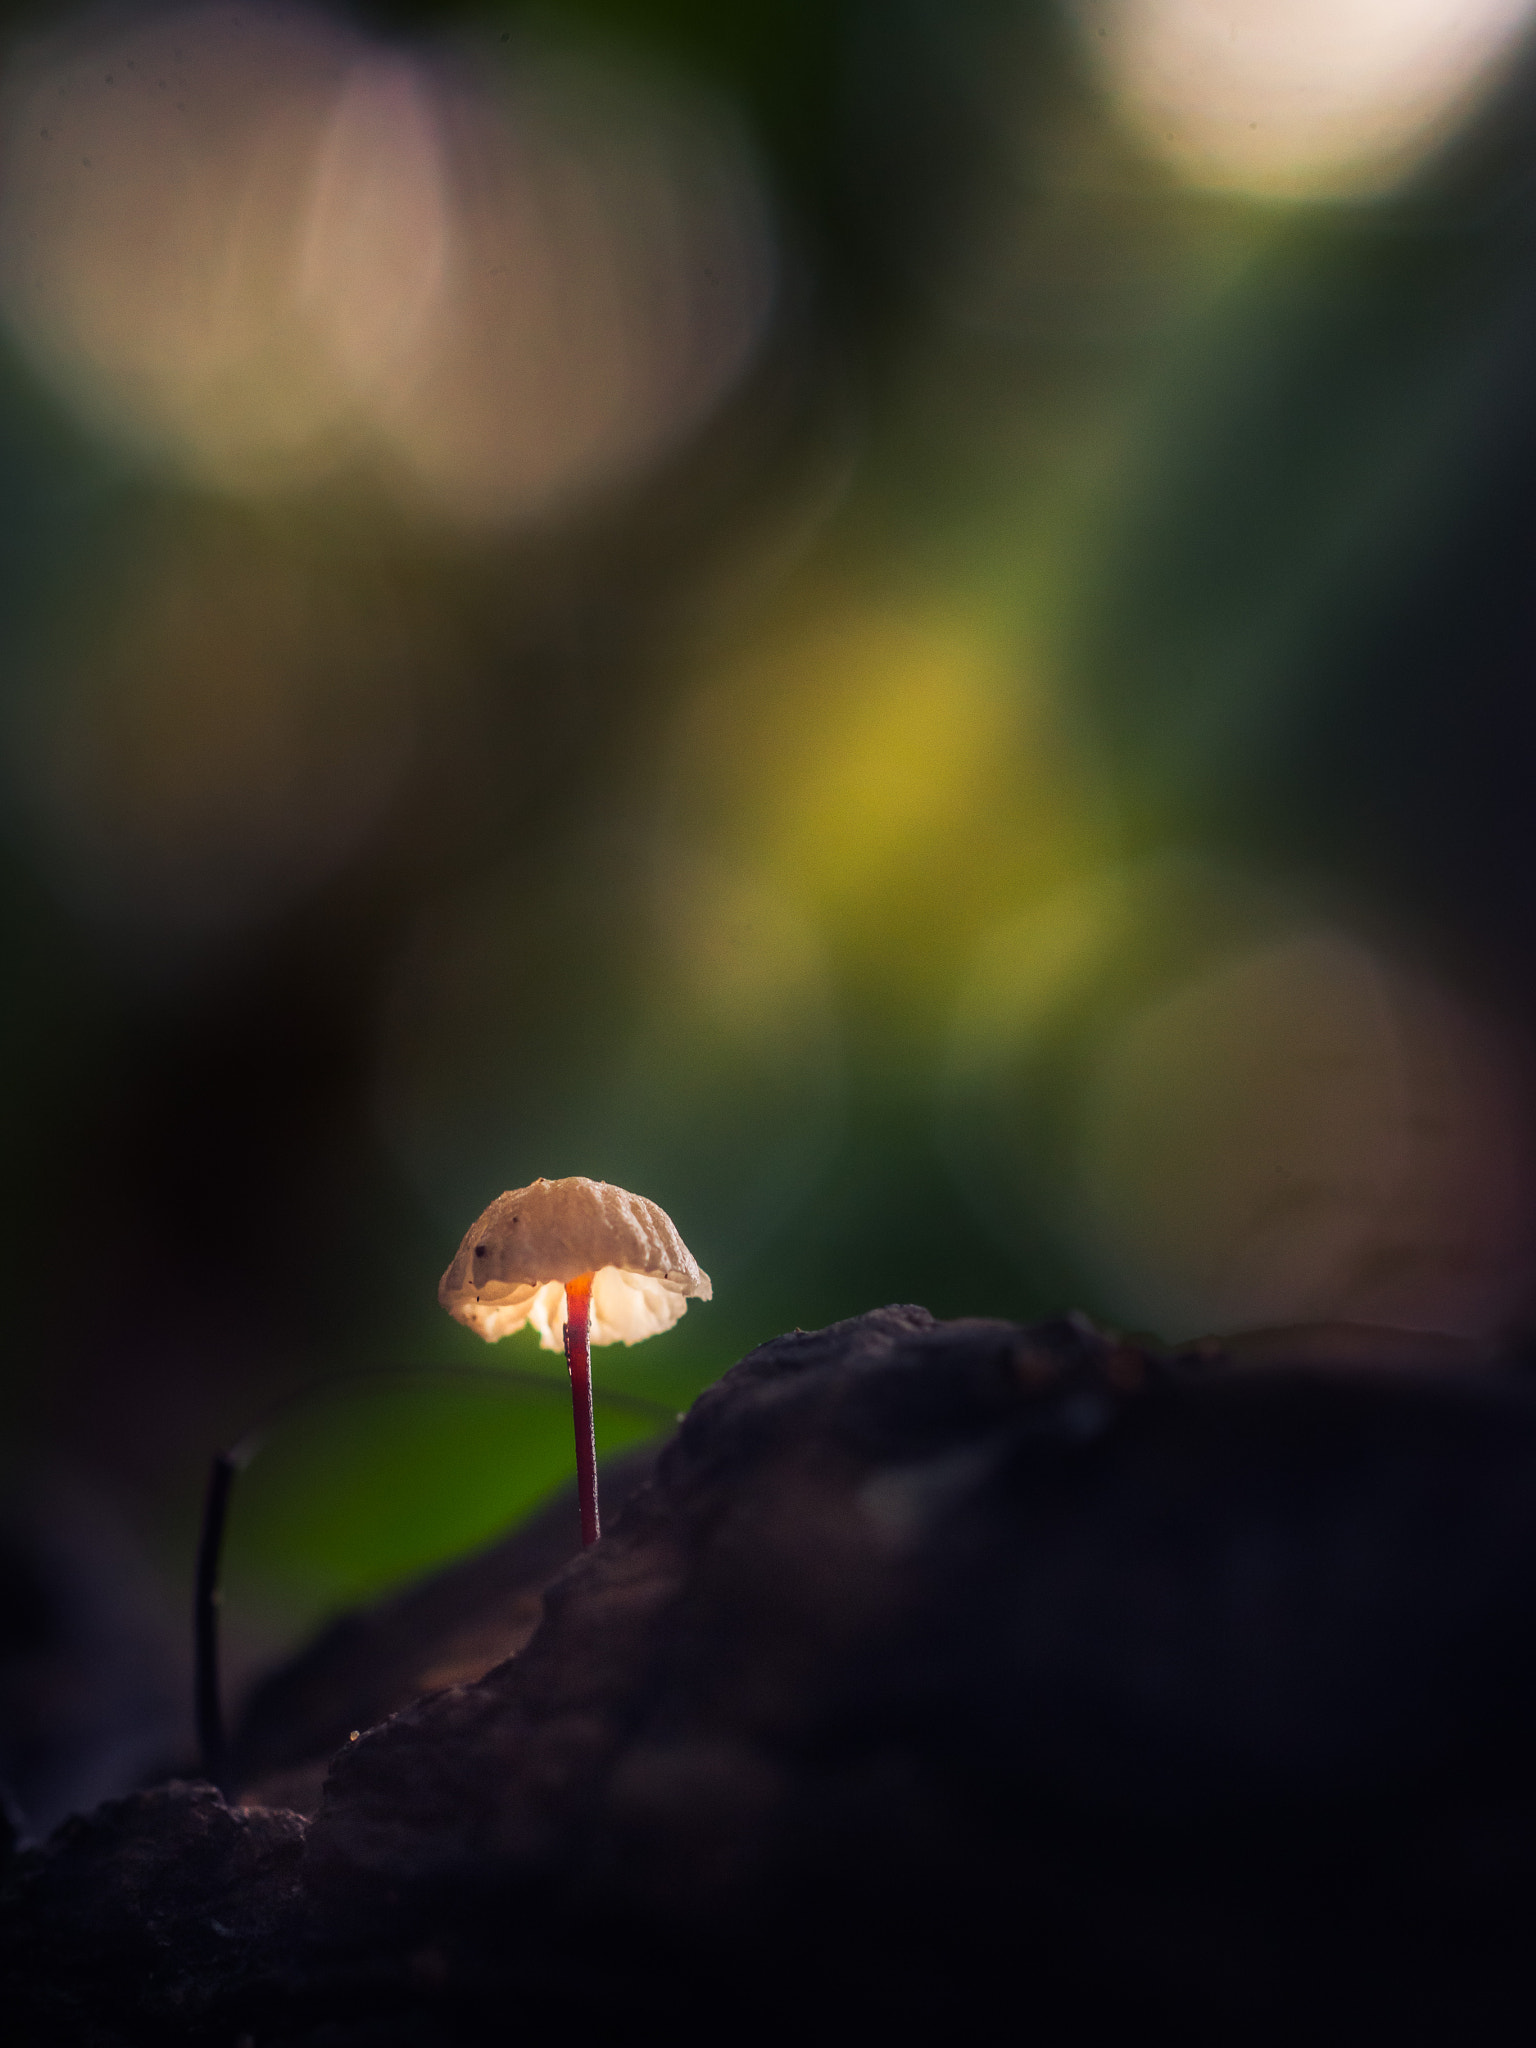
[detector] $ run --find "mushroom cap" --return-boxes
[438,1175,712,1349]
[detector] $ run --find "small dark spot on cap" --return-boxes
[474,1244,487,1257]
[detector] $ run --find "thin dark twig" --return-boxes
[193,1451,237,1791]
[193,1361,679,1785]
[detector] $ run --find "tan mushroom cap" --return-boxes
[438,1175,712,1350]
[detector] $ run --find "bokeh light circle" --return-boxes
[1069,0,1536,200]
[0,3,778,519]
[944,862,1536,1340]
[1075,928,1536,1338]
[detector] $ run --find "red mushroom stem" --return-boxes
[562,1270,600,1546]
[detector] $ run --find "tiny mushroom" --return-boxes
[439,1175,711,1546]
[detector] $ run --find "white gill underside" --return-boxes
[457,1264,691,1348]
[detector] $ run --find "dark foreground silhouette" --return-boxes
[6,1307,1536,2045]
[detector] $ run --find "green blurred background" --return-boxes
[7,0,1536,1803]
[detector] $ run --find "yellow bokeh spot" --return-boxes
[762,613,1010,902]
[945,871,1132,1070]
[682,582,1107,990]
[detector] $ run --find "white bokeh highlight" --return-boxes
[0,2,776,518]
[1071,0,1536,199]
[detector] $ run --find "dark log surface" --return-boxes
[7,1306,1536,2045]
[226,1438,663,1815]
